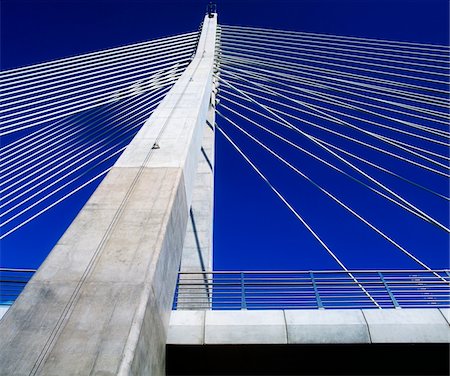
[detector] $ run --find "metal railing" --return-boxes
[174,270,450,310]
[2,268,449,310]
[0,268,36,305]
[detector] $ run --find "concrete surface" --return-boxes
[204,310,287,344]
[0,14,217,376]
[166,311,205,345]
[167,309,450,345]
[363,308,450,343]
[285,309,370,344]
[177,108,215,309]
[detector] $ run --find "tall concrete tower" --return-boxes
[0,13,217,375]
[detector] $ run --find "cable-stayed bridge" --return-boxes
[0,11,449,375]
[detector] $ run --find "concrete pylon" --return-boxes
[0,14,217,376]
[178,79,218,310]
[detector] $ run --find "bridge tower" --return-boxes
[0,13,217,376]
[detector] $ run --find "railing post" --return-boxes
[241,272,247,310]
[310,272,324,309]
[378,272,400,309]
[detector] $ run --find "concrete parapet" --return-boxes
[205,310,287,344]
[166,311,205,345]
[363,308,450,343]
[168,309,450,345]
[285,309,370,344]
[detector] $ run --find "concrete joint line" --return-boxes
[30,134,161,376]
[282,310,289,344]
[361,309,374,344]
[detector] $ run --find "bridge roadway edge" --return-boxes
[168,308,450,345]
[0,14,217,376]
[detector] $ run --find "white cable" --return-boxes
[220,33,450,70]
[1,115,74,158]
[221,73,450,164]
[218,36,449,70]
[1,84,170,174]
[219,100,449,202]
[219,94,448,217]
[0,110,152,223]
[0,81,167,168]
[215,123,381,308]
[222,25,450,50]
[219,64,450,133]
[1,38,196,93]
[217,109,444,275]
[2,43,194,101]
[220,85,450,176]
[0,88,167,194]
[220,69,450,143]
[217,75,450,233]
[221,26,450,57]
[220,96,449,211]
[0,31,198,79]
[0,169,111,239]
[220,43,450,81]
[1,58,187,120]
[220,58,450,117]
[0,66,184,135]
[221,54,449,102]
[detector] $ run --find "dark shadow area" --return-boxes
[167,343,449,375]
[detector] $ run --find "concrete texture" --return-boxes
[168,309,450,345]
[177,114,215,309]
[285,309,370,344]
[363,308,450,343]
[166,311,205,345]
[0,14,217,376]
[180,119,214,274]
[204,310,287,344]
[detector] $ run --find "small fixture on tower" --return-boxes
[207,2,217,18]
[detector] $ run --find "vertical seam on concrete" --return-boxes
[282,310,289,344]
[360,310,373,344]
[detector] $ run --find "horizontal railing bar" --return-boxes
[174,270,450,310]
[0,268,37,272]
[177,269,450,274]
[177,281,450,288]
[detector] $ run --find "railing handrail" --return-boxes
[0,268,37,305]
[0,268,37,273]
[174,269,450,310]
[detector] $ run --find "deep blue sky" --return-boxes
[1,0,449,271]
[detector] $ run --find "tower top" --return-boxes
[207,2,217,18]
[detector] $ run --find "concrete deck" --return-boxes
[167,308,450,345]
